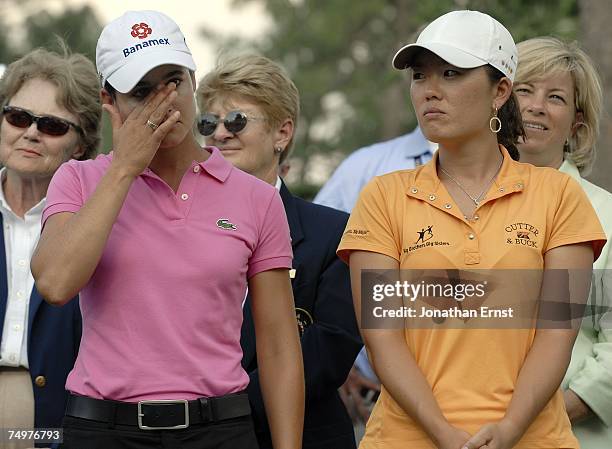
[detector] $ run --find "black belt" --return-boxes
[66,392,251,430]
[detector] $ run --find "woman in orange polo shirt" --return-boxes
[338,10,606,449]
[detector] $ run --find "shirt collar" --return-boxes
[196,146,233,182]
[408,145,525,200]
[274,176,282,191]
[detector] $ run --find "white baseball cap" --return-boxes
[96,10,196,93]
[392,10,518,82]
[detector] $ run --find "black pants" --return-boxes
[60,415,259,449]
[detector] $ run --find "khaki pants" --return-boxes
[0,367,35,449]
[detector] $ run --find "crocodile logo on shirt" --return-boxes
[216,219,237,231]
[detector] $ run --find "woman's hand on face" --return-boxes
[105,83,180,178]
[434,424,471,449]
[460,419,520,449]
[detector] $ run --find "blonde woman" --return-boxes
[198,54,362,449]
[516,36,612,449]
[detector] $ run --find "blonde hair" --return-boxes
[197,54,300,164]
[516,37,603,174]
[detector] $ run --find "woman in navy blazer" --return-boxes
[197,54,363,449]
[0,46,100,448]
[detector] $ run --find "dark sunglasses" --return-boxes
[197,110,264,137]
[2,106,83,136]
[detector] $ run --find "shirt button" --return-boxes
[18,259,26,266]
[411,188,418,194]
[180,193,189,201]
[193,166,201,173]
[429,194,436,201]
[468,233,475,240]
[16,290,24,298]
[516,183,523,189]
[35,376,46,388]
[13,324,21,331]
[8,354,16,362]
[499,187,505,193]
[444,203,452,209]
[473,215,479,220]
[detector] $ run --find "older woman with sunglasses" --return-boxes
[197,54,362,449]
[515,37,612,449]
[0,47,100,448]
[31,11,303,449]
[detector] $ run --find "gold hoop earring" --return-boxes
[489,106,501,133]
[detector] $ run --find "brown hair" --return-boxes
[485,66,525,161]
[0,45,101,160]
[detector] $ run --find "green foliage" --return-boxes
[22,6,102,61]
[0,2,108,153]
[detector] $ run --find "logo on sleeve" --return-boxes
[505,222,539,248]
[216,218,237,231]
[344,228,369,237]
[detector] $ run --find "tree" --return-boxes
[22,5,102,61]
[579,0,612,192]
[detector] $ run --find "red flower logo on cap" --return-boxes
[131,23,152,40]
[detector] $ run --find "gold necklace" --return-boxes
[438,156,503,206]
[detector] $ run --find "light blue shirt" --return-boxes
[314,127,434,213]
[314,127,434,380]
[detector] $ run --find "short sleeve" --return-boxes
[42,161,84,228]
[247,190,292,278]
[337,177,400,264]
[545,176,607,260]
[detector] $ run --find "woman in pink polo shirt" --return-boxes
[31,10,303,449]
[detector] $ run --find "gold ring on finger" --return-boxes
[146,119,159,130]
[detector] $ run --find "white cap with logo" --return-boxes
[392,10,518,82]
[96,10,196,93]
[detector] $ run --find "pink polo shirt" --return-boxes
[42,146,292,402]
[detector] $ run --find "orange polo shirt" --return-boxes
[338,146,606,449]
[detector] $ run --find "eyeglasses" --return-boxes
[2,106,83,136]
[197,110,264,137]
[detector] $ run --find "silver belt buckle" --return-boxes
[137,399,189,430]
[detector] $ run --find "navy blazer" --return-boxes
[0,214,80,446]
[241,182,362,449]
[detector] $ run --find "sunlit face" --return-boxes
[514,71,577,161]
[409,51,500,145]
[203,95,282,182]
[109,64,197,149]
[0,78,83,181]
